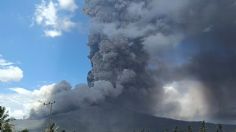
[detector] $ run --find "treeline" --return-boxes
[161,121,224,132]
[132,121,225,132]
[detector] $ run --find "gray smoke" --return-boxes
[31,0,236,124]
[84,0,236,122]
[171,0,236,122]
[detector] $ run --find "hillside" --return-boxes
[13,105,236,132]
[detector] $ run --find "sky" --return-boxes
[0,0,90,118]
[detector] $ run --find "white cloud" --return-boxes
[58,0,78,12]
[44,30,62,37]
[0,83,57,119]
[34,0,78,38]
[10,88,32,95]
[0,56,23,82]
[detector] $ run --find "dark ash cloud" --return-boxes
[30,0,236,125]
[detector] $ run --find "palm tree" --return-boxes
[0,106,11,131]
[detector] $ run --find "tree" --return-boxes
[187,125,193,132]
[3,123,12,132]
[45,123,59,132]
[200,121,207,132]
[216,124,223,132]
[174,126,179,132]
[21,129,29,132]
[0,106,11,131]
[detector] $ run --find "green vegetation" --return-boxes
[21,128,29,132]
[187,125,193,132]
[200,121,207,132]
[44,123,59,132]
[174,126,179,132]
[0,106,13,132]
[138,122,226,132]
[162,121,223,132]
[216,124,223,132]
[3,123,13,132]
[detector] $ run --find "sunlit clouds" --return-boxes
[34,0,78,37]
[0,55,23,83]
[0,83,57,119]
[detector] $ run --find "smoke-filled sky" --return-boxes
[1,0,236,124]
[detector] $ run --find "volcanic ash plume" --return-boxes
[31,0,236,123]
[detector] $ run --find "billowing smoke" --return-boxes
[31,0,236,124]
